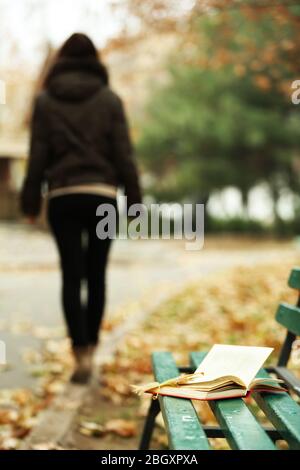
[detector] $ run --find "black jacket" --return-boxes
[21,57,141,216]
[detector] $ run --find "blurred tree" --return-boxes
[136,2,300,225]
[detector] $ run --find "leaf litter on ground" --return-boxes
[1,261,300,449]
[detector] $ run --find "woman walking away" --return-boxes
[21,33,142,384]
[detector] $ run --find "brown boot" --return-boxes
[71,346,92,384]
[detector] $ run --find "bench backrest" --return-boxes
[276,268,300,366]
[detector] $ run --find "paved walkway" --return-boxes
[0,222,297,389]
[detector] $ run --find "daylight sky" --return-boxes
[0,0,195,68]
[0,0,135,67]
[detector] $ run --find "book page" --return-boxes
[194,344,273,388]
[155,386,247,401]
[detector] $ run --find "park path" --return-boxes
[0,222,297,390]
[0,222,298,449]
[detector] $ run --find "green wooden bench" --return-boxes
[139,267,300,450]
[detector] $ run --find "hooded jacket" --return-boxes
[21,57,141,216]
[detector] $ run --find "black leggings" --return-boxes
[47,194,116,347]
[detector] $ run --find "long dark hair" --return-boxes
[42,33,108,89]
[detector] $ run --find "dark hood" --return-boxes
[46,57,109,102]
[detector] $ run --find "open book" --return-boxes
[133,344,286,400]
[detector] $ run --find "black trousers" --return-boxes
[47,194,116,347]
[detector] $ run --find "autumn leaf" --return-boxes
[78,421,105,437]
[105,419,137,438]
[254,75,271,91]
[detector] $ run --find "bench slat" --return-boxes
[253,368,300,450]
[190,352,276,450]
[275,303,300,336]
[288,268,300,290]
[152,352,211,450]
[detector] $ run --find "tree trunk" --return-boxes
[240,189,249,219]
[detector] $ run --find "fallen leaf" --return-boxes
[31,442,64,450]
[0,409,19,425]
[0,437,19,450]
[78,421,105,437]
[105,419,137,438]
